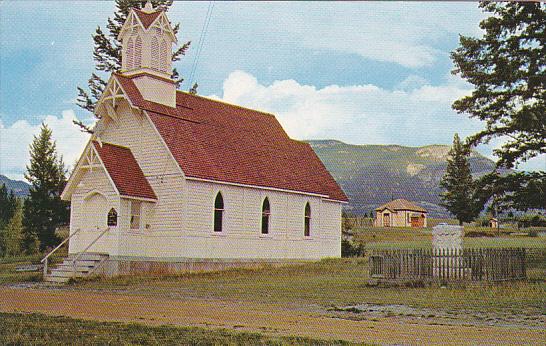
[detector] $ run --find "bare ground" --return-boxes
[1,287,544,345]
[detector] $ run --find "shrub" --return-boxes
[341,239,365,257]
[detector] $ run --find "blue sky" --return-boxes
[1,1,544,180]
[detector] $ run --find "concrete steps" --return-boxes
[44,253,108,283]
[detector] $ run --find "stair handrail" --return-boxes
[72,227,110,276]
[41,228,82,278]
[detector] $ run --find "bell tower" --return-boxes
[118,1,178,107]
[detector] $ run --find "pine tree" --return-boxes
[22,124,69,253]
[440,134,479,226]
[0,184,17,256]
[2,200,23,257]
[75,0,192,132]
[0,184,17,227]
[451,2,545,210]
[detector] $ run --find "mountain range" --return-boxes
[1,140,496,217]
[307,140,496,217]
[0,175,30,197]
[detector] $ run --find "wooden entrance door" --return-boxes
[383,213,390,227]
[411,216,424,228]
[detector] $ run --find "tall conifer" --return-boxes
[451,2,545,210]
[22,124,69,252]
[440,134,479,225]
[0,184,17,228]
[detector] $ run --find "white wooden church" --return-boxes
[48,2,347,280]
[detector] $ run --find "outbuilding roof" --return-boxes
[92,141,157,200]
[375,199,427,213]
[114,73,348,202]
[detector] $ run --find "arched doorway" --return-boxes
[77,192,110,253]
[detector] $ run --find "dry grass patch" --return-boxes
[75,258,545,316]
[0,312,358,345]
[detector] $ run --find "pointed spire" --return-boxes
[142,1,154,13]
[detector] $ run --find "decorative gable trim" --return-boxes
[118,9,177,43]
[95,75,139,124]
[61,141,120,200]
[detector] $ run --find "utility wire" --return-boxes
[188,1,215,89]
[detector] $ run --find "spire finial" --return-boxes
[143,1,154,13]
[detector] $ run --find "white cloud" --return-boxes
[0,110,90,181]
[216,70,477,144]
[216,70,545,172]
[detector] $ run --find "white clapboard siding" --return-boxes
[98,103,187,234]
[69,167,120,255]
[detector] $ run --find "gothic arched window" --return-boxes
[304,203,311,237]
[261,197,271,235]
[150,36,160,70]
[107,208,118,227]
[160,39,169,73]
[134,35,143,68]
[214,192,224,232]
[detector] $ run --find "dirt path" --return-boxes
[1,287,544,345]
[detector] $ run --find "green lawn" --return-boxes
[3,228,545,318]
[0,313,357,346]
[351,225,546,250]
[75,258,546,316]
[0,252,66,285]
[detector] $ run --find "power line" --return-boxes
[188,1,215,89]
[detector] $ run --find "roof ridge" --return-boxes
[176,91,275,118]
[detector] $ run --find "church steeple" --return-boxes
[118,1,177,78]
[117,1,178,107]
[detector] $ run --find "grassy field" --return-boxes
[1,227,545,345]
[0,251,66,284]
[352,225,546,250]
[74,257,546,316]
[0,313,356,346]
[0,255,43,284]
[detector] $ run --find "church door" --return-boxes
[78,193,110,253]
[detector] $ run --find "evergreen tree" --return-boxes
[2,200,23,257]
[451,2,545,210]
[75,0,192,132]
[0,184,17,228]
[440,134,479,226]
[0,184,17,256]
[22,124,69,253]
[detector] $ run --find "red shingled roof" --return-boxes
[133,8,162,29]
[115,74,348,202]
[93,141,157,200]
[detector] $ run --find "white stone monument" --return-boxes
[432,224,464,280]
[432,224,464,250]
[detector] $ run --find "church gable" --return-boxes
[62,140,156,202]
[94,75,135,122]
